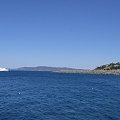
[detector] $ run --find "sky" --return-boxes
[0,0,120,69]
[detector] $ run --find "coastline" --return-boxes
[56,70,120,75]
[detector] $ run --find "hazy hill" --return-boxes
[13,66,79,71]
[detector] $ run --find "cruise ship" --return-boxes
[0,67,9,71]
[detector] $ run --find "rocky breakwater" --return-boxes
[58,70,120,75]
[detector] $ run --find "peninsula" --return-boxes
[58,63,120,75]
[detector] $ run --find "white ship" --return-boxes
[0,67,9,71]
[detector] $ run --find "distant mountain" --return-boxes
[13,66,80,71]
[95,62,120,70]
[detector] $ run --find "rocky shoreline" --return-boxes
[57,70,120,75]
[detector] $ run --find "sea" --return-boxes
[0,71,120,120]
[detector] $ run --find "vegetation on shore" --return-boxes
[95,62,120,70]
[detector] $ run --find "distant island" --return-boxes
[11,66,80,71]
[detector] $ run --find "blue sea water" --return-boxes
[0,71,120,120]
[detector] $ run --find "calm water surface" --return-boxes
[0,71,120,120]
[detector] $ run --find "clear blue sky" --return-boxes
[0,0,120,69]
